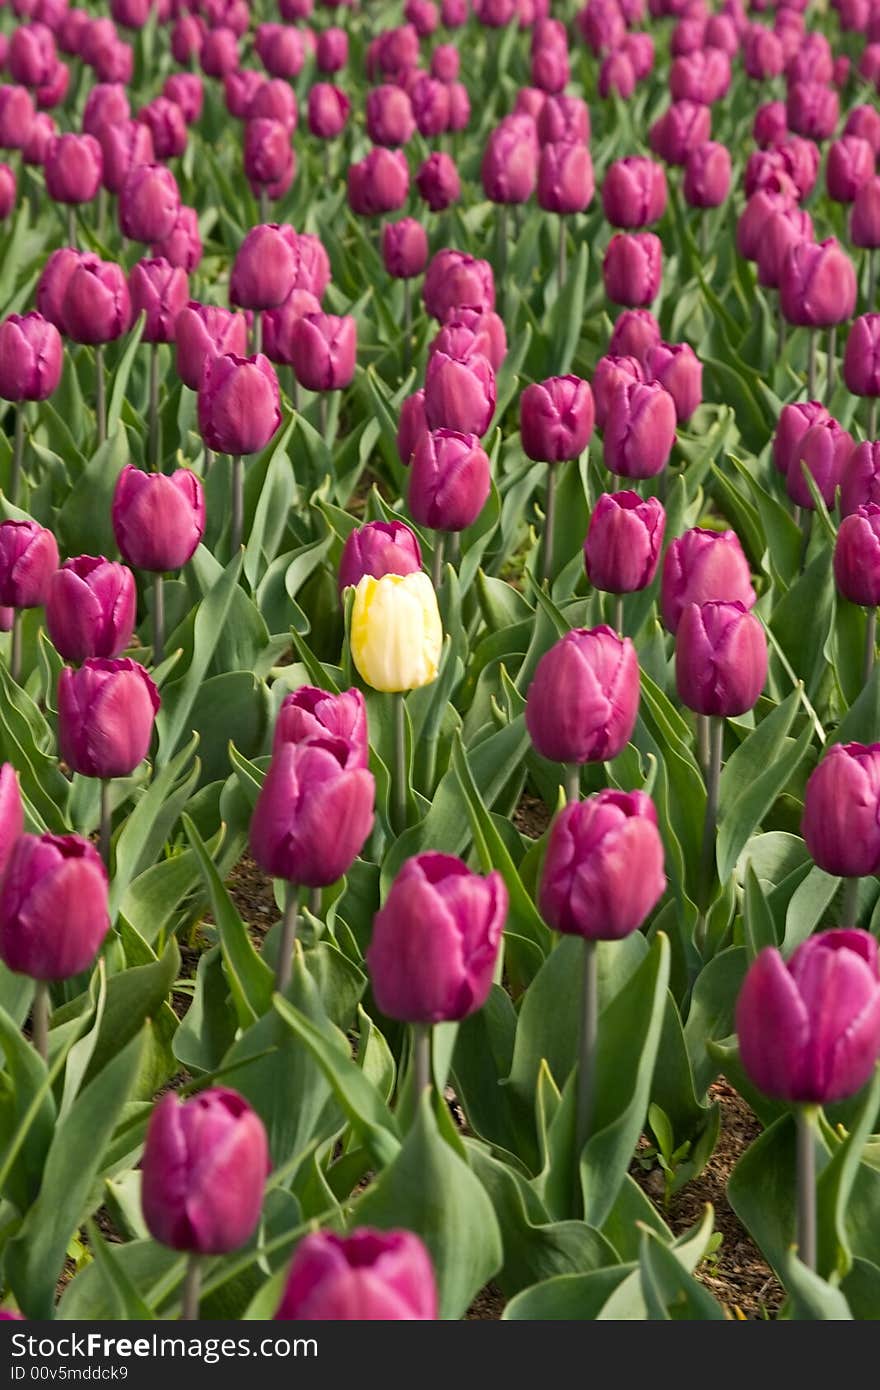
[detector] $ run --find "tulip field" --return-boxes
[2,0,880,1333]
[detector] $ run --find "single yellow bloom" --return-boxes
[350,571,443,693]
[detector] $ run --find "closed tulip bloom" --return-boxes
[481,119,538,204]
[539,791,666,939]
[288,313,356,392]
[201,26,239,77]
[423,250,494,320]
[603,379,676,478]
[683,140,731,207]
[198,353,281,457]
[230,224,297,312]
[9,24,56,88]
[396,391,427,468]
[671,48,731,104]
[128,258,188,344]
[737,932,880,1104]
[525,625,639,764]
[845,105,880,156]
[0,763,23,880]
[607,309,661,365]
[623,31,654,78]
[255,22,304,79]
[780,238,857,328]
[307,83,350,139]
[424,346,495,436]
[803,743,880,876]
[773,400,829,475]
[0,519,58,608]
[142,1089,268,1256]
[62,256,130,345]
[0,311,61,401]
[579,0,625,54]
[35,247,82,331]
[834,504,880,608]
[22,112,56,167]
[757,206,814,291]
[98,119,153,197]
[274,686,368,766]
[532,44,569,94]
[58,658,159,778]
[737,188,794,262]
[432,43,459,82]
[842,443,880,517]
[82,82,130,138]
[649,100,711,166]
[786,30,833,85]
[0,833,108,980]
[382,219,428,279]
[743,148,797,200]
[754,100,788,147]
[338,521,422,593]
[411,76,450,138]
[603,233,662,307]
[844,315,880,397]
[224,70,265,120]
[537,141,594,214]
[592,354,644,430]
[661,527,756,633]
[415,152,460,212]
[152,205,202,274]
[598,50,636,100]
[438,307,506,372]
[0,163,16,216]
[348,148,410,216]
[46,556,135,663]
[111,0,151,27]
[446,82,470,133]
[366,85,415,148]
[786,417,853,510]
[112,465,205,573]
[164,74,203,126]
[676,600,767,716]
[705,14,737,52]
[827,136,875,204]
[138,97,186,161]
[780,137,821,201]
[0,86,35,149]
[249,82,298,133]
[367,852,506,1024]
[786,81,838,140]
[520,375,595,462]
[350,571,442,692]
[860,42,880,86]
[602,157,667,229]
[119,164,180,243]
[275,1229,436,1321]
[671,18,707,56]
[409,429,490,532]
[537,94,590,146]
[250,738,375,885]
[292,234,330,299]
[852,177,880,249]
[317,28,348,73]
[44,132,101,204]
[175,302,248,392]
[645,341,702,423]
[585,490,666,593]
[262,290,320,364]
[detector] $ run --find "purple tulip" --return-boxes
[118,163,180,244]
[229,224,297,312]
[834,505,880,608]
[844,315,880,398]
[520,375,595,462]
[423,249,495,321]
[163,73,203,125]
[198,353,281,457]
[675,600,768,716]
[852,177,880,250]
[773,400,830,476]
[58,658,159,779]
[338,520,423,593]
[649,100,711,166]
[97,118,154,197]
[537,141,594,214]
[785,417,853,511]
[592,355,644,432]
[601,156,667,229]
[645,342,702,423]
[0,833,109,980]
[525,625,640,764]
[408,429,491,532]
[736,931,880,1103]
[585,491,666,594]
[661,527,756,633]
[603,232,662,307]
[274,686,368,767]
[288,313,356,392]
[152,206,202,274]
[137,97,186,161]
[347,148,409,217]
[845,105,880,156]
[803,743,880,877]
[35,251,84,333]
[112,465,205,573]
[0,86,36,151]
[243,117,292,192]
[82,82,130,137]
[757,205,814,291]
[437,307,506,372]
[128,258,189,345]
[424,346,495,436]
[415,151,460,211]
[0,762,23,881]
[317,28,348,74]
[842,443,880,518]
[603,378,677,479]
[274,1229,437,1320]
[307,83,350,139]
[46,556,136,663]
[175,302,248,392]
[44,132,102,204]
[608,310,662,366]
[539,790,666,939]
[481,117,538,205]
[0,163,16,217]
[249,739,375,886]
[0,519,58,608]
[683,140,731,207]
[537,94,590,146]
[827,136,875,204]
[780,238,857,328]
[366,852,506,1022]
[786,81,839,141]
[396,391,427,467]
[0,311,62,401]
[141,1089,269,1254]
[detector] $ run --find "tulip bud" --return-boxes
[756,205,814,291]
[603,378,676,478]
[670,48,731,103]
[661,527,755,633]
[339,520,422,594]
[250,738,375,885]
[423,249,494,320]
[753,100,788,147]
[163,74,203,126]
[62,255,130,345]
[539,791,666,939]
[201,27,239,78]
[255,22,304,80]
[649,100,711,166]
[438,307,506,372]
[803,741,880,879]
[224,70,265,120]
[736,932,880,1104]
[676,600,767,716]
[598,50,636,100]
[607,309,661,365]
[274,686,368,767]
[585,491,666,594]
[683,140,731,207]
[175,301,248,392]
[834,504,880,609]
[307,83,350,139]
[780,237,857,328]
[623,31,654,78]
[347,148,410,217]
[137,97,186,161]
[481,119,537,204]
[382,218,428,279]
[852,176,880,249]
[601,157,667,229]
[198,353,281,458]
[520,375,595,462]
[9,24,56,88]
[773,400,829,476]
[842,442,880,518]
[367,852,506,1023]
[112,465,205,573]
[0,163,16,217]
[275,1229,437,1320]
[424,343,496,437]
[366,84,415,148]
[396,391,427,468]
[350,571,442,692]
[537,94,590,146]
[128,258,188,345]
[592,355,643,431]
[843,314,880,397]
[786,417,853,510]
[537,141,594,214]
[230,224,297,312]
[0,762,22,883]
[411,76,449,138]
[525,625,639,764]
[845,105,880,156]
[825,135,874,207]
[317,28,348,73]
[0,519,58,608]
[0,86,36,150]
[46,556,136,663]
[151,205,202,274]
[35,247,82,331]
[58,658,159,779]
[22,112,55,167]
[0,311,62,401]
[431,44,459,82]
[786,81,839,140]
[645,341,702,423]
[119,163,180,243]
[97,118,153,197]
[141,1089,269,1255]
[0,833,109,980]
[532,44,569,95]
[288,313,356,392]
[408,428,490,532]
[44,132,102,204]
[603,232,662,307]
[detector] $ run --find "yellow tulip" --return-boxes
[350,571,443,692]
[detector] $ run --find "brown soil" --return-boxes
[512,791,552,840]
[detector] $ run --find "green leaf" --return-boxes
[596,1206,718,1319]
[728,1114,829,1278]
[502,1265,633,1319]
[717,719,813,883]
[0,1003,56,1212]
[779,1251,853,1320]
[816,1069,880,1281]
[639,1225,726,1320]
[84,1220,155,1321]
[108,734,200,919]
[684,948,748,1097]
[107,315,146,436]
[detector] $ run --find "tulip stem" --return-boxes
[290,370,300,414]
[403,279,412,371]
[613,593,624,636]
[149,342,160,471]
[841,875,860,927]
[99,779,112,870]
[542,464,557,586]
[696,713,710,777]
[392,692,408,836]
[796,1106,818,1272]
[558,217,566,290]
[575,939,599,1178]
[565,763,580,803]
[231,455,244,553]
[67,205,76,249]
[98,187,107,242]
[180,1253,202,1321]
[275,882,300,995]
[864,608,877,688]
[203,447,214,475]
[431,532,445,589]
[309,886,322,918]
[10,403,24,506]
[96,346,106,447]
[827,325,836,402]
[696,716,724,952]
[869,399,878,440]
[412,1022,431,1103]
[868,249,877,315]
[10,610,22,685]
[259,187,269,224]
[32,981,49,1063]
[777,298,786,353]
[807,330,817,399]
[252,310,262,357]
[319,393,328,439]
[153,573,165,666]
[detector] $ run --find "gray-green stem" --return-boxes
[392,692,407,835]
[696,713,710,777]
[259,187,269,224]
[290,370,300,414]
[10,403,24,506]
[231,454,244,554]
[431,532,445,590]
[96,346,106,447]
[412,1022,431,1105]
[203,447,214,475]
[309,886,322,918]
[252,309,262,357]
[565,763,580,803]
[613,593,624,636]
[10,609,22,685]
[542,464,557,586]
[575,939,599,1179]
[403,278,412,371]
[275,882,300,995]
[99,779,112,870]
[180,1253,202,1321]
[827,324,836,401]
[558,216,566,289]
[319,392,329,439]
[32,980,49,1063]
[796,1106,818,1272]
[841,875,860,927]
[807,329,817,399]
[864,608,876,689]
[67,205,76,248]
[153,572,165,665]
[696,716,724,953]
[869,398,878,440]
[149,342,160,470]
[868,248,877,315]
